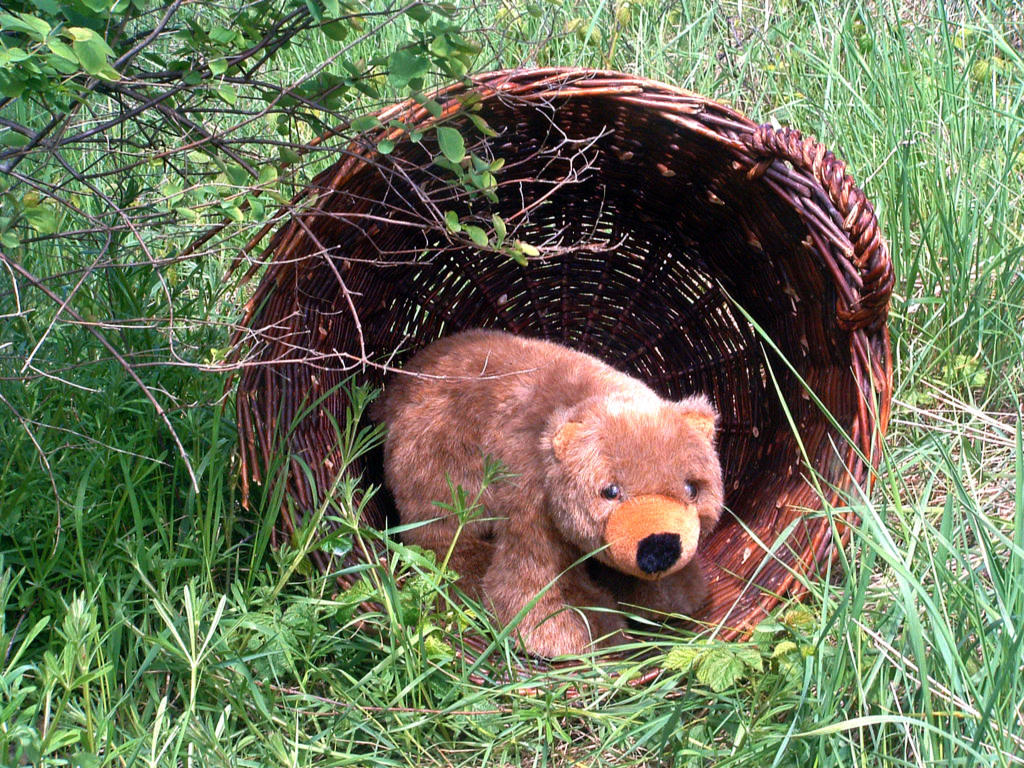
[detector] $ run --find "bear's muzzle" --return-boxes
[603,494,700,579]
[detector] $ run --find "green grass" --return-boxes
[3,0,1024,765]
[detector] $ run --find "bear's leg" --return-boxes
[613,558,709,621]
[482,532,627,657]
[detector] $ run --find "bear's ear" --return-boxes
[683,397,718,442]
[552,421,584,463]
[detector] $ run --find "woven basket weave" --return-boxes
[232,68,893,641]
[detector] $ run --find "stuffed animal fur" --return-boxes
[379,329,723,657]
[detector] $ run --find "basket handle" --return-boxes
[744,124,893,333]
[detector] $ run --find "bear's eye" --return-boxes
[600,484,621,501]
[683,480,699,501]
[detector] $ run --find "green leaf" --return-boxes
[23,204,57,234]
[258,165,278,185]
[1,131,30,148]
[388,47,429,88]
[96,64,121,81]
[2,47,32,63]
[429,34,452,58]
[423,633,453,660]
[322,21,349,41]
[160,181,183,206]
[66,27,99,45]
[220,204,244,222]
[0,71,26,98]
[436,126,465,163]
[224,163,248,186]
[216,83,237,105]
[422,98,443,119]
[696,648,745,692]
[209,58,228,76]
[0,231,20,249]
[782,606,815,632]
[47,39,77,64]
[772,640,798,658]
[450,32,482,54]
[69,29,116,77]
[0,11,51,41]
[209,26,236,44]
[491,214,506,245]
[516,240,539,257]
[444,210,461,233]
[47,52,79,75]
[406,4,433,23]
[350,114,381,132]
[69,751,100,768]
[377,139,395,154]
[664,645,703,674]
[464,224,487,247]
[467,112,498,137]
[734,644,764,673]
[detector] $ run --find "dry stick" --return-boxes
[177,0,436,262]
[58,63,263,157]
[111,0,183,70]
[3,253,199,492]
[0,115,33,137]
[20,231,113,375]
[0,17,145,175]
[290,212,367,366]
[0,253,23,320]
[52,6,309,152]
[54,79,196,156]
[97,82,259,177]
[18,146,179,379]
[4,167,109,231]
[0,112,69,175]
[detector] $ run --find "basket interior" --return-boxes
[237,74,888,635]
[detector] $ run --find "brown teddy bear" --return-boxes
[379,329,723,657]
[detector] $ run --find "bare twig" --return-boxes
[2,252,199,492]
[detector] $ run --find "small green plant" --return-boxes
[663,605,819,693]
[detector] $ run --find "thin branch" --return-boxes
[2,252,199,492]
[111,0,184,70]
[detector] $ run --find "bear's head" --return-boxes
[543,391,722,580]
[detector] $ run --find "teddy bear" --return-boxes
[378,329,723,657]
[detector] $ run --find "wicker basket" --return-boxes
[232,68,893,641]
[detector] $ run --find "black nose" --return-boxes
[636,533,682,574]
